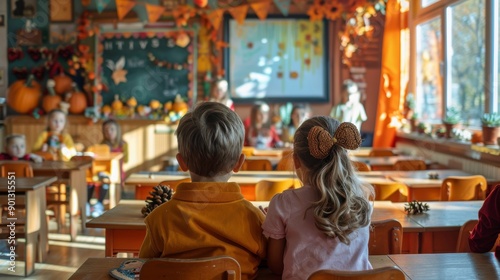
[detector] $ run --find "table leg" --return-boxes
[69,169,87,241]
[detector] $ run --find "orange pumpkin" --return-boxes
[53,73,73,95]
[42,79,62,113]
[68,84,88,114]
[7,75,42,114]
[172,94,188,114]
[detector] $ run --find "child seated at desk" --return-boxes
[32,109,76,161]
[0,134,43,162]
[244,101,282,149]
[139,102,267,280]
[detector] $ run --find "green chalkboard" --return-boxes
[96,29,197,106]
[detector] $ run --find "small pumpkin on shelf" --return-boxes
[7,74,42,114]
[67,83,88,114]
[42,79,62,113]
[53,72,73,95]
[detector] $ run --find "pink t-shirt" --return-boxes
[262,185,372,279]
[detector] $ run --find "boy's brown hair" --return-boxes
[176,102,244,177]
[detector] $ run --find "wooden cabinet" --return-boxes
[5,116,178,175]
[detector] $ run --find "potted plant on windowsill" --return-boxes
[442,107,461,139]
[481,113,500,145]
[410,113,418,132]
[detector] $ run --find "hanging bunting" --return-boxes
[208,0,218,9]
[207,9,224,30]
[116,0,136,20]
[145,4,166,23]
[250,1,271,20]
[96,0,111,13]
[228,5,248,25]
[273,0,291,16]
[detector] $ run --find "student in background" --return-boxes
[244,101,282,149]
[330,79,367,131]
[88,119,129,217]
[139,102,267,279]
[209,79,234,111]
[32,109,76,161]
[280,104,311,144]
[469,185,500,256]
[262,116,374,279]
[0,134,43,162]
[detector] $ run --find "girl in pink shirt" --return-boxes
[262,116,374,279]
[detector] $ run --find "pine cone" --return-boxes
[141,184,174,217]
[404,200,430,215]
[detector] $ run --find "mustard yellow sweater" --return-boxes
[32,131,76,161]
[139,182,267,280]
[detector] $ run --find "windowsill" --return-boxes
[395,132,500,167]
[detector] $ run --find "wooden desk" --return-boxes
[393,201,483,253]
[68,255,397,280]
[0,176,57,276]
[388,252,499,280]
[87,200,424,256]
[17,160,92,241]
[93,152,124,208]
[350,156,431,170]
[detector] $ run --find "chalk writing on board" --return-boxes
[97,30,196,106]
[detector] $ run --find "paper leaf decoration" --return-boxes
[207,9,224,30]
[116,0,136,20]
[250,1,270,20]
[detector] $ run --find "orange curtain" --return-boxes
[373,0,407,147]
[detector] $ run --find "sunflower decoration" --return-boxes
[324,2,343,21]
[307,2,324,21]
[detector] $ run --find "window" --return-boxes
[448,0,485,126]
[411,0,496,127]
[416,17,442,122]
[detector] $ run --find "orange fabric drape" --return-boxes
[373,0,406,147]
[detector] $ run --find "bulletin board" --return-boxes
[224,16,329,103]
[95,28,197,106]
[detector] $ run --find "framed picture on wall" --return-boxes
[224,16,330,103]
[11,0,37,18]
[0,14,5,27]
[0,68,5,86]
[50,24,76,44]
[49,0,73,22]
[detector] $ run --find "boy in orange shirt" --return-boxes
[139,102,267,279]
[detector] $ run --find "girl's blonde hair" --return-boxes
[294,116,373,244]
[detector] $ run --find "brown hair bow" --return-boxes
[307,122,361,159]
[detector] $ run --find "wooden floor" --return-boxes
[1,217,107,279]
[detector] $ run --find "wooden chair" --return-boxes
[368,149,396,157]
[255,179,296,201]
[393,159,426,171]
[440,175,487,201]
[241,146,255,157]
[240,159,273,171]
[139,256,241,280]
[371,182,408,202]
[352,161,371,171]
[87,144,111,157]
[456,219,478,252]
[369,219,403,255]
[0,162,34,177]
[276,154,294,171]
[135,178,191,200]
[307,266,405,280]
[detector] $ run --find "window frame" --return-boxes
[410,0,499,129]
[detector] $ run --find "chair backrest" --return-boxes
[135,178,191,200]
[456,219,478,252]
[139,256,241,280]
[393,160,426,171]
[240,159,273,171]
[87,144,111,157]
[352,161,371,172]
[371,182,407,202]
[0,162,33,177]
[241,146,255,157]
[307,266,405,280]
[369,219,403,255]
[368,149,396,157]
[255,179,296,201]
[440,175,487,201]
[276,154,294,171]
